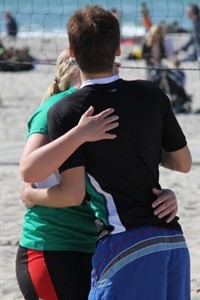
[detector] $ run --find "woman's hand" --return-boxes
[20,182,35,208]
[152,187,178,223]
[78,106,119,142]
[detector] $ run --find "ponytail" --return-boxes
[42,49,78,103]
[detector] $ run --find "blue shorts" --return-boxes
[89,226,190,300]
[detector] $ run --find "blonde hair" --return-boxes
[146,23,166,47]
[42,49,79,102]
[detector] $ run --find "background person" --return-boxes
[110,7,122,25]
[142,23,192,114]
[176,3,200,62]
[142,22,176,79]
[4,11,18,42]
[140,2,152,32]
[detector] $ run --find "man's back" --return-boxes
[48,79,186,232]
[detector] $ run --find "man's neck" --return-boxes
[80,70,113,82]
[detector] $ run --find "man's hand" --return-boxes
[152,187,178,223]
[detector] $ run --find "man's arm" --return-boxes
[161,145,192,173]
[20,167,86,208]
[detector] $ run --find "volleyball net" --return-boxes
[0,0,199,73]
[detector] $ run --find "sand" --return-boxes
[0,35,200,299]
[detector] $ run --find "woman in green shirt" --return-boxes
[16,50,119,300]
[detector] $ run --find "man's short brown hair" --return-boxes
[67,5,120,74]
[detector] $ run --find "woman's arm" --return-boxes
[20,166,85,208]
[20,106,119,183]
[151,188,178,223]
[20,173,179,224]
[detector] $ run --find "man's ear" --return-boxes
[69,47,75,58]
[115,46,121,57]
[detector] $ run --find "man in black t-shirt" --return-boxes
[47,5,192,300]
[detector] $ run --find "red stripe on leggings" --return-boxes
[27,249,58,300]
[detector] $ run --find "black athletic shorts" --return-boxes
[16,245,93,300]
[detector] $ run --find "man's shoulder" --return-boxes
[49,88,78,108]
[123,78,158,91]
[47,89,85,124]
[124,78,170,104]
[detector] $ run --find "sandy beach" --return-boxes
[0,35,200,299]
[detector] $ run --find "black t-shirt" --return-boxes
[48,79,186,233]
